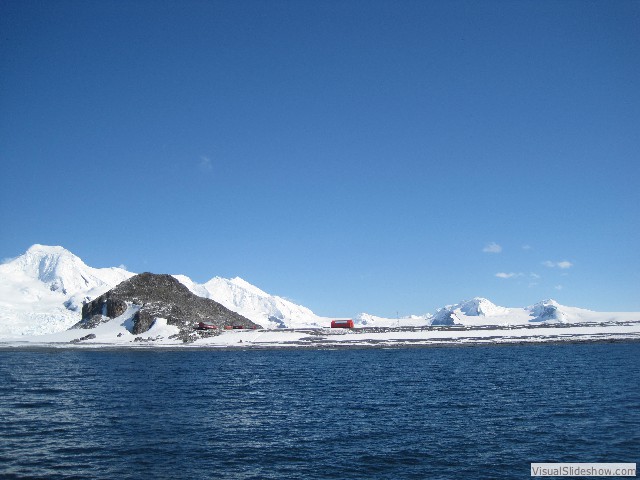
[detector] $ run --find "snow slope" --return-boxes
[174,275,328,329]
[9,304,182,346]
[355,312,430,328]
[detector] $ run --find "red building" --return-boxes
[331,319,354,328]
[197,322,217,330]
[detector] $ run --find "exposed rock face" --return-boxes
[70,333,96,343]
[430,309,460,326]
[527,299,566,323]
[75,273,261,335]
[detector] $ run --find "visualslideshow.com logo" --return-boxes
[531,463,636,477]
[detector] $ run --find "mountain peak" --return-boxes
[0,244,133,298]
[1,244,87,292]
[22,244,81,268]
[454,297,509,317]
[26,244,73,255]
[538,299,559,306]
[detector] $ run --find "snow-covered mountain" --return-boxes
[458,297,510,317]
[173,275,327,329]
[430,297,512,326]
[357,297,639,328]
[1,244,129,297]
[0,245,133,336]
[355,297,515,327]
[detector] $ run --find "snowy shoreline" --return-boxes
[2,322,639,350]
[2,337,639,352]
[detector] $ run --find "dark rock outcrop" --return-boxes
[70,333,96,343]
[74,273,260,336]
[430,309,460,326]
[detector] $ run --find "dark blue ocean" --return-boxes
[1,343,638,479]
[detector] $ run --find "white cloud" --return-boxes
[118,264,128,270]
[530,273,541,279]
[483,242,502,254]
[522,244,532,251]
[543,260,573,269]
[495,272,522,279]
[555,285,563,290]
[198,155,213,172]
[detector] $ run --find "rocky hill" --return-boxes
[74,273,261,337]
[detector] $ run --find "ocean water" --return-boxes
[0,343,638,479]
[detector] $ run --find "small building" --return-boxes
[196,322,217,330]
[331,319,354,328]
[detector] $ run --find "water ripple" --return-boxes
[0,344,638,479]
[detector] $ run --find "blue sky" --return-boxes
[1,0,639,316]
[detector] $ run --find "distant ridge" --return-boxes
[175,275,326,329]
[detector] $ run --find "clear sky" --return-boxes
[1,0,639,316]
